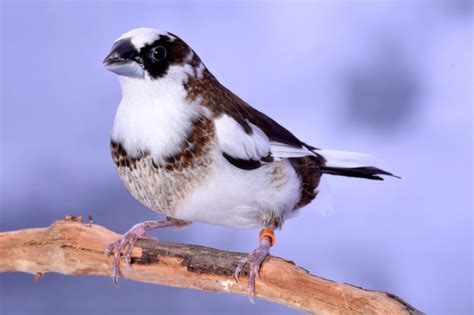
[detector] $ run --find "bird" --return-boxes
[102,27,395,301]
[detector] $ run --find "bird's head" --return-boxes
[103,28,199,81]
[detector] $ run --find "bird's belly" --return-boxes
[116,152,215,217]
[173,155,302,229]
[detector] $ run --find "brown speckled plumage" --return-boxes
[183,67,323,212]
[111,117,216,216]
[111,142,139,170]
[185,67,307,147]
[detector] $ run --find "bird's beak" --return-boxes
[103,38,144,78]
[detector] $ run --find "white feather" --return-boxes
[196,62,206,79]
[270,142,316,158]
[317,149,378,168]
[215,115,321,162]
[214,115,270,160]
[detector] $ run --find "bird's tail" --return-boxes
[315,149,398,181]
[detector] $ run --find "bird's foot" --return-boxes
[104,220,174,286]
[234,228,275,303]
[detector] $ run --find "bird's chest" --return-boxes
[111,117,216,216]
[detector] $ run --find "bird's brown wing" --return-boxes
[184,69,324,208]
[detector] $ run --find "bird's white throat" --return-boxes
[111,65,209,162]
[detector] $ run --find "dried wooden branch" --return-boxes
[0,216,422,314]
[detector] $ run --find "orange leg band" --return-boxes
[259,228,276,247]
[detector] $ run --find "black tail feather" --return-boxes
[320,166,399,181]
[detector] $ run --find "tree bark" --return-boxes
[0,216,423,314]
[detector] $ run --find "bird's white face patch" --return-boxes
[116,27,174,50]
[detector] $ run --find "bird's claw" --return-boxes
[234,245,270,303]
[104,220,178,286]
[104,225,147,286]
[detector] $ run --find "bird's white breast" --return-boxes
[111,65,208,163]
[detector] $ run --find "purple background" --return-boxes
[1,1,472,314]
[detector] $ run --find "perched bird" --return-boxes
[103,28,395,300]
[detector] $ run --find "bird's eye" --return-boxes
[151,46,167,62]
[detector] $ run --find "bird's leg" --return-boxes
[104,218,190,286]
[234,227,275,303]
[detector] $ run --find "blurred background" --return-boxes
[0,0,472,314]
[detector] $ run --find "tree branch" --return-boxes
[0,216,422,314]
